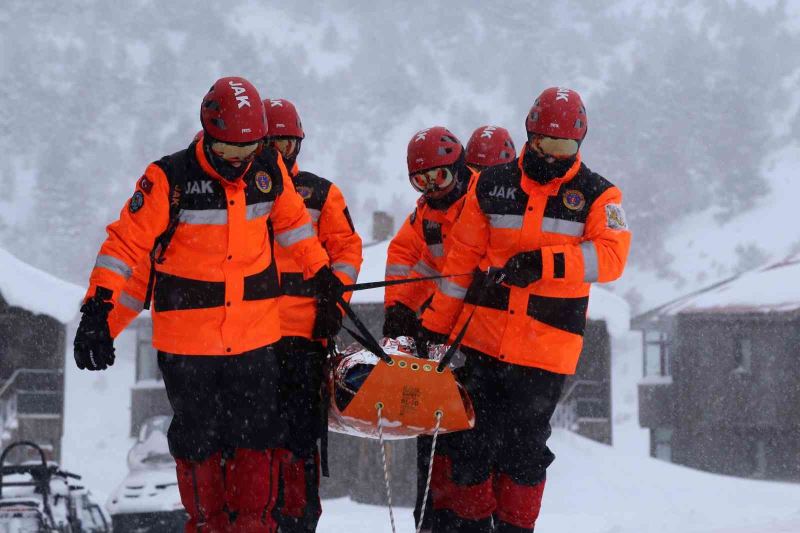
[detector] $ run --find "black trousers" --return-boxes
[441,348,565,486]
[432,349,565,532]
[273,336,327,533]
[158,345,285,461]
[274,336,327,459]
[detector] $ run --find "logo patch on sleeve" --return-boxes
[255,171,273,193]
[563,189,586,210]
[129,191,144,213]
[605,204,628,230]
[296,185,313,200]
[137,175,153,194]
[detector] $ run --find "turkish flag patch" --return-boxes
[138,175,153,194]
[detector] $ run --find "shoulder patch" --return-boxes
[605,204,628,230]
[129,191,144,213]
[137,175,153,194]
[296,185,313,200]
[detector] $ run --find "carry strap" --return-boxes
[341,272,473,293]
[337,295,391,363]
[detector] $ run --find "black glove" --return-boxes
[312,267,345,339]
[74,287,115,371]
[382,303,420,338]
[495,250,543,288]
[415,327,449,360]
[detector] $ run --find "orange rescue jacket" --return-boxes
[420,151,631,374]
[88,141,328,355]
[384,192,469,314]
[274,166,363,339]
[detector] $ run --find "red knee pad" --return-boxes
[278,450,307,519]
[494,474,545,529]
[430,454,494,521]
[175,452,228,532]
[225,448,280,532]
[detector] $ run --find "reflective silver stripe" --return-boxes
[307,208,321,223]
[332,262,358,282]
[542,217,585,237]
[246,201,273,220]
[489,214,524,229]
[428,243,444,258]
[179,209,228,225]
[94,255,132,279]
[119,291,144,312]
[440,279,467,300]
[386,264,411,277]
[412,260,440,278]
[581,241,599,282]
[276,223,315,247]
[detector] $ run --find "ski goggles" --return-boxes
[269,137,300,160]
[529,134,580,159]
[209,139,263,163]
[409,166,455,193]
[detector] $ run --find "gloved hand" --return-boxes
[382,303,420,338]
[74,287,116,371]
[415,326,449,360]
[312,267,345,339]
[494,250,543,288]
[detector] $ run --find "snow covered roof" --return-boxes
[350,240,630,336]
[0,247,84,323]
[635,254,800,325]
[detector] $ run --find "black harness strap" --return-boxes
[341,272,473,293]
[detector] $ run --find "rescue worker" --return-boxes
[73,76,342,533]
[382,126,473,532]
[418,87,631,532]
[464,125,516,174]
[265,98,363,532]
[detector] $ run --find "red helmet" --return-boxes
[465,125,516,167]
[525,87,587,141]
[264,98,304,139]
[406,126,463,175]
[200,76,267,143]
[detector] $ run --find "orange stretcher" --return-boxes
[328,337,475,440]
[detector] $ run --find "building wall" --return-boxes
[0,297,66,462]
[663,313,800,480]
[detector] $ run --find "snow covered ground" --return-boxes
[315,429,800,533]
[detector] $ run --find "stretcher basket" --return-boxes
[328,336,475,440]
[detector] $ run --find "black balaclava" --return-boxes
[426,152,470,210]
[202,136,250,181]
[521,143,577,185]
[281,139,302,170]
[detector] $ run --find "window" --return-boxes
[653,427,673,462]
[643,330,671,377]
[136,319,161,382]
[733,337,752,374]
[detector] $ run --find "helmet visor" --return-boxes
[530,135,580,159]
[409,167,455,193]
[210,140,262,163]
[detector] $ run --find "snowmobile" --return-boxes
[328,336,475,439]
[0,440,108,533]
[106,415,186,532]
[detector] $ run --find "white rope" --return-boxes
[376,403,397,533]
[416,410,443,533]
